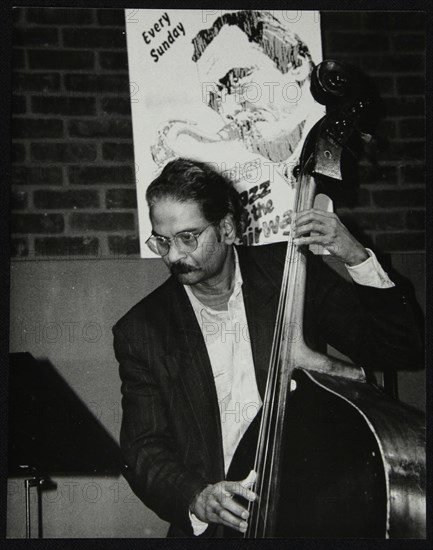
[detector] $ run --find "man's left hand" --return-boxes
[293,209,369,266]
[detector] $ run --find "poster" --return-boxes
[125,9,324,256]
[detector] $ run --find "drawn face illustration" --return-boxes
[199,26,312,162]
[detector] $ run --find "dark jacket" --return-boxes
[113,243,422,537]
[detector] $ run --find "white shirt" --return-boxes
[185,247,394,535]
[184,249,262,476]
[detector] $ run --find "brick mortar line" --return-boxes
[364,71,425,76]
[324,31,426,35]
[11,257,141,262]
[61,165,68,186]
[10,255,136,262]
[395,137,425,142]
[11,162,136,166]
[11,254,144,262]
[11,231,140,238]
[12,138,133,142]
[27,235,35,258]
[14,45,127,51]
[95,141,102,162]
[12,231,138,235]
[334,205,426,210]
[11,185,138,189]
[359,159,425,165]
[13,139,132,141]
[98,234,110,257]
[14,207,110,212]
[12,115,133,121]
[368,230,425,236]
[13,67,130,74]
[58,137,135,142]
[12,186,137,190]
[24,68,131,74]
[11,212,143,217]
[12,67,129,75]
[12,161,136,166]
[13,94,132,100]
[15,25,126,31]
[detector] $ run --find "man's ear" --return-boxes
[219,214,237,244]
[289,55,311,83]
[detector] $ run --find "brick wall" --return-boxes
[11,8,425,259]
[321,11,425,254]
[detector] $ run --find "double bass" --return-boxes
[227,60,426,538]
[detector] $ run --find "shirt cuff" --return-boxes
[345,248,395,289]
[189,511,209,536]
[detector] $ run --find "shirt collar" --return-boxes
[231,247,243,300]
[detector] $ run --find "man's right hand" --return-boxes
[190,475,257,534]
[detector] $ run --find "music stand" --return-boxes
[8,352,123,538]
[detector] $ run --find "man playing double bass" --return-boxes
[113,158,422,538]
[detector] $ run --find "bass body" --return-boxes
[227,367,425,538]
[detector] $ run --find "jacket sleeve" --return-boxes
[113,323,209,534]
[305,253,424,375]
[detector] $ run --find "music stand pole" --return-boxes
[24,476,42,538]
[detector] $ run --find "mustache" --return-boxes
[169,262,198,275]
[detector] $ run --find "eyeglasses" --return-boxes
[146,222,217,257]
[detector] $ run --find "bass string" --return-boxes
[260,165,310,533]
[252,248,293,536]
[248,161,310,536]
[249,215,293,492]
[247,214,294,537]
[247,259,289,536]
[262,241,300,532]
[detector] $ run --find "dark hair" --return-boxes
[191,10,313,76]
[146,158,243,234]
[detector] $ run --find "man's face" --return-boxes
[150,198,232,285]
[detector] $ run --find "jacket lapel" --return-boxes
[165,277,224,480]
[236,245,285,399]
